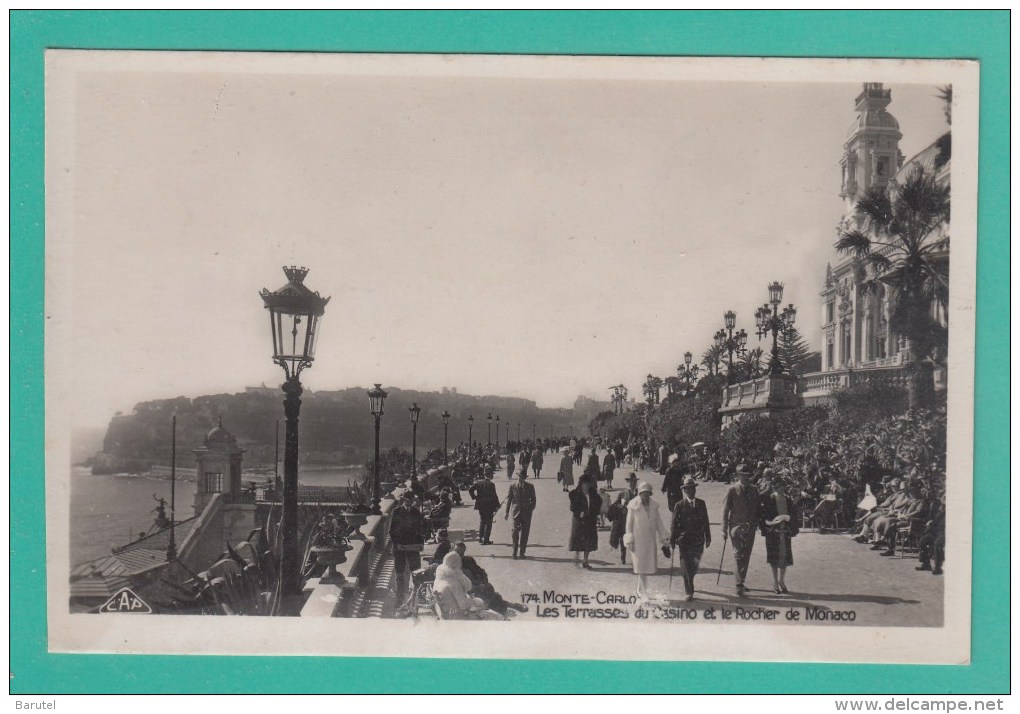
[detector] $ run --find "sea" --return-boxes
[69,465,365,567]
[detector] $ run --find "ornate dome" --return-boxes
[204,418,237,446]
[846,109,901,139]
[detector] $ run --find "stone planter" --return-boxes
[340,512,370,540]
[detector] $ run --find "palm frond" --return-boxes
[864,252,893,273]
[835,230,872,257]
[854,188,894,231]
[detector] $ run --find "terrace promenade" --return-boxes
[418,449,944,627]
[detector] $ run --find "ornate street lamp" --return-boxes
[440,410,451,464]
[757,281,797,375]
[486,412,493,445]
[495,415,501,451]
[260,265,329,597]
[408,402,421,477]
[467,414,474,446]
[367,384,388,515]
[716,310,748,383]
[677,350,700,395]
[517,422,522,442]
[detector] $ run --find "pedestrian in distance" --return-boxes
[531,445,544,479]
[661,454,685,512]
[557,446,575,493]
[506,450,516,480]
[602,449,617,488]
[670,476,712,601]
[504,469,537,560]
[519,448,532,478]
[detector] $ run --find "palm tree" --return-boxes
[836,165,950,409]
[737,347,767,381]
[701,344,725,376]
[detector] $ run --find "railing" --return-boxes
[797,365,911,395]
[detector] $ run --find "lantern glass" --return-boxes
[768,281,784,305]
[261,266,330,377]
[467,415,474,424]
[368,384,388,416]
[487,413,493,423]
[409,402,421,424]
[441,410,451,425]
[724,310,736,330]
[684,351,692,365]
[786,304,797,324]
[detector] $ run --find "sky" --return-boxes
[51,54,950,428]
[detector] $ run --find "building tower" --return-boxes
[839,83,904,213]
[193,418,245,515]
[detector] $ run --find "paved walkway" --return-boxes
[433,449,943,627]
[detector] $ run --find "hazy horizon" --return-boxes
[49,53,950,429]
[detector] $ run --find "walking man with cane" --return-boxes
[721,463,760,596]
[504,469,537,559]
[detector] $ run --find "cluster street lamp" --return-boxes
[714,310,748,383]
[260,266,330,597]
[756,281,797,376]
[408,402,421,477]
[677,351,700,394]
[441,410,451,464]
[486,413,493,445]
[367,384,388,515]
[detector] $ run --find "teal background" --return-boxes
[10,10,1009,694]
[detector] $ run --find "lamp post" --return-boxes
[715,310,748,384]
[367,384,388,515]
[532,422,536,441]
[167,414,177,562]
[486,413,493,445]
[467,415,474,447]
[408,402,421,477]
[517,422,521,443]
[677,351,700,395]
[260,265,329,597]
[441,410,451,464]
[756,281,797,376]
[495,415,501,452]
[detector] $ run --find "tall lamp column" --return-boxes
[486,413,493,445]
[441,410,451,465]
[368,384,389,515]
[756,281,797,376]
[260,266,329,598]
[408,402,421,477]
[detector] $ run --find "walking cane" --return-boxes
[668,545,675,594]
[716,533,728,585]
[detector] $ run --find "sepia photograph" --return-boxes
[44,50,978,665]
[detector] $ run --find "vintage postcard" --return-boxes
[45,51,978,663]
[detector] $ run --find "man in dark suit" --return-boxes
[389,491,428,600]
[721,463,760,595]
[468,465,500,545]
[661,454,686,511]
[670,476,712,601]
[504,469,537,559]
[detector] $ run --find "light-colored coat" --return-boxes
[558,453,575,488]
[624,496,668,575]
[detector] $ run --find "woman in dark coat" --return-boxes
[585,452,601,481]
[569,476,602,568]
[759,477,800,594]
[606,491,630,564]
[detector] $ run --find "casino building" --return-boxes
[722,83,950,420]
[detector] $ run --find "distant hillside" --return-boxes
[88,387,584,474]
[71,427,107,466]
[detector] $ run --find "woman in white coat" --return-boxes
[624,481,670,600]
